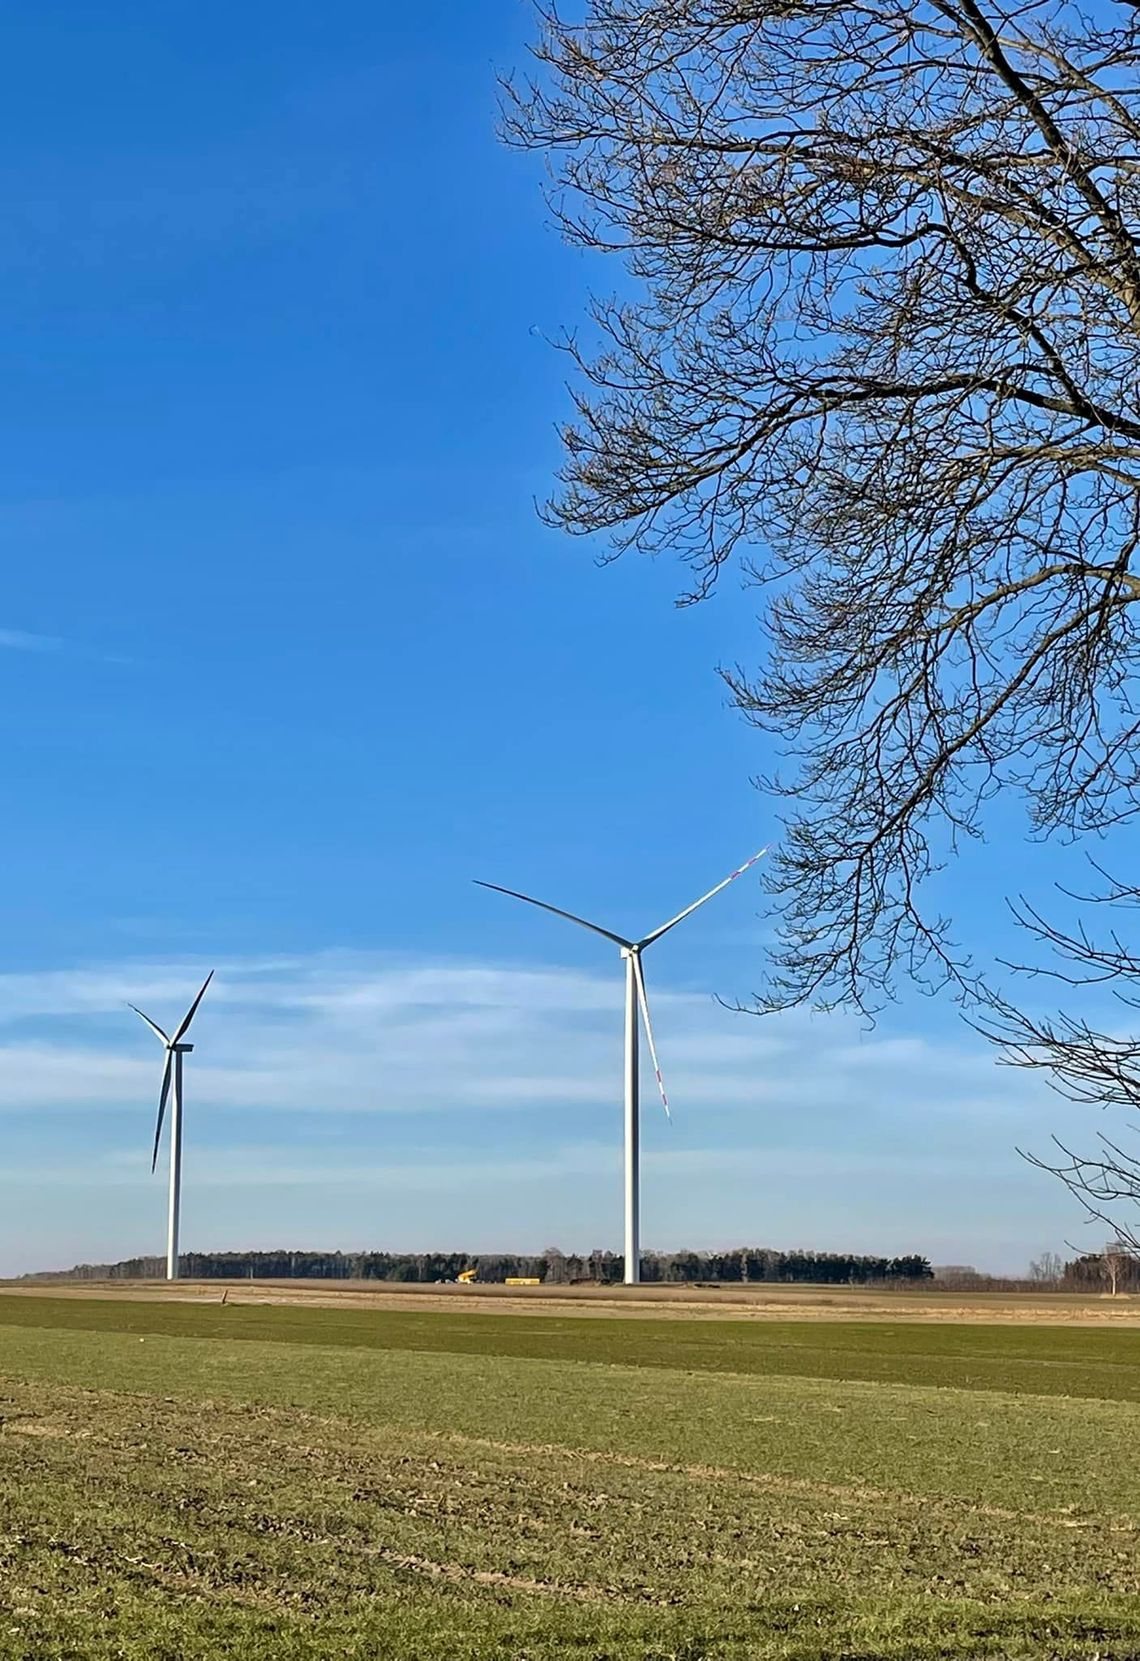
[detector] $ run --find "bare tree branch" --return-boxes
[506,0,1140,1010]
[968,858,1140,1240]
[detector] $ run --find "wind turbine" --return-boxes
[476,849,768,1285]
[129,971,214,1282]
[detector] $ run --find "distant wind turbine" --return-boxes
[476,850,768,1285]
[129,971,214,1282]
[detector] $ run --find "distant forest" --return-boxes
[26,1247,935,1284]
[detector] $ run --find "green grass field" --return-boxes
[1,1294,1138,1659]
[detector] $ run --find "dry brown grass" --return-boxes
[4,1275,1137,1325]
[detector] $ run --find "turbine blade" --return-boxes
[151,1051,174,1173]
[172,969,215,1044]
[129,1004,170,1045]
[474,881,632,948]
[632,954,670,1122]
[639,846,771,948]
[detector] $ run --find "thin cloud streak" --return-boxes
[0,627,62,652]
[6,1138,1021,1193]
[0,949,1053,1129]
[0,950,1089,1275]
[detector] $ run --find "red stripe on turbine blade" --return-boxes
[729,847,768,880]
[640,845,770,947]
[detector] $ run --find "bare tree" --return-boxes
[1027,1250,1065,1283]
[505,0,1140,1015]
[971,862,1140,1244]
[1103,1240,1129,1295]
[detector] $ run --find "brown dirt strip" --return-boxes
[8,1381,1126,1537]
[4,1538,317,1615]
[5,1385,1136,1620]
[368,1546,670,1605]
[418,1428,1135,1534]
[223,1510,670,1606]
[5,1278,1140,1326]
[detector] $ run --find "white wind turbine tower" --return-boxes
[129,971,214,1282]
[476,849,768,1286]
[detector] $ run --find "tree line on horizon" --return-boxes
[26,1246,936,1284]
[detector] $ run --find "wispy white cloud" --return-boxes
[0,627,61,652]
[0,626,129,666]
[0,949,1049,1126]
[0,949,1092,1276]
[6,1138,1004,1193]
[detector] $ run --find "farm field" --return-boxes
[1,1293,1139,1658]
[9,1276,1140,1326]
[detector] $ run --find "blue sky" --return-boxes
[0,3,1109,1275]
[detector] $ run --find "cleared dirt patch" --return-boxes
[6,1275,1139,1325]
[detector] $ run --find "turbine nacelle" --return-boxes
[475,846,768,1125]
[128,970,214,1177]
[476,848,769,1285]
